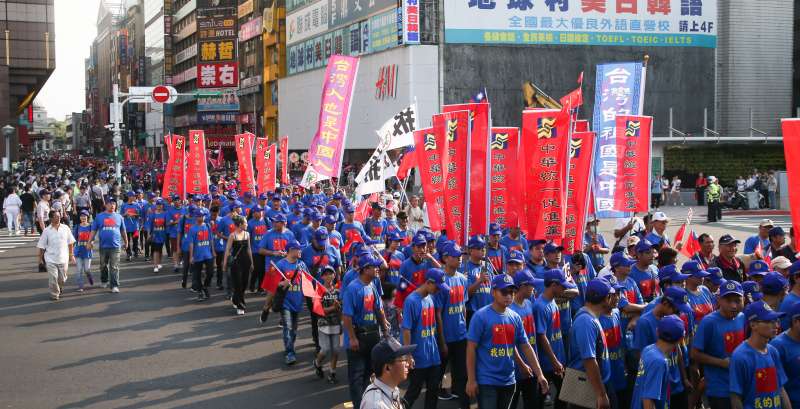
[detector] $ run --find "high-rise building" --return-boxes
[0,0,56,162]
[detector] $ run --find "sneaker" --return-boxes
[126,256,132,262]
[111,287,120,293]
[313,359,324,379]
[236,309,245,316]
[197,293,206,301]
[181,280,187,289]
[77,288,84,293]
[157,264,162,270]
[438,391,456,401]
[153,266,160,273]
[327,373,338,384]
[285,354,297,365]
[203,289,210,300]
[50,295,59,301]
[259,310,269,325]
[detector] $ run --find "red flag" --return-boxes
[563,131,596,255]
[279,135,290,185]
[681,230,700,258]
[575,120,590,132]
[614,115,653,213]
[143,148,149,164]
[413,127,445,231]
[396,146,416,181]
[186,130,210,195]
[674,223,687,247]
[755,367,778,393]
[301,271,327,316]
[434,110,470,245]
[254,138,269,194]
[491,323,516,345]
[216,145,224,168]
[755,240,772,266]
[489,127,522,228]
[260,265,282,293]
[133,148,140,163]
[521,109,570,239]
[161,135,185,199]
[723,329,745,355]
[124,147,131,162]
[781,119,800,237]
[235,133,256,195]
[258,143,277,195]
[442,103,490,237]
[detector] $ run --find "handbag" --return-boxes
[559,367,597,408]
[38,262,47,273]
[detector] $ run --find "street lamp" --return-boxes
[2,124,13,172]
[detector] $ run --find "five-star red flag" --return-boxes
[755,367,778,393]
[723,329,745,355]
[491,323,516,345]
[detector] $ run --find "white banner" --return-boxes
[300,163,330,188]
[286,0,329,45]
[355,138,398,197]
[377,104,418,150]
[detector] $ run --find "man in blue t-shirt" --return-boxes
[343,254,390,409]
[691,280,746,409]
[770,301,800,409]
[630,240,661,303]
[90,198,127,292]
[464,235,493,323]
[188,209,215,301]
[779,261,800,331]
[120,191,142,261]
[435,241,470,408]
[402,267,450,409]
[630,315,686,409]
[273,240,306,365]
[466,274,547,409]
[731,301,790,409]
[568,279,614,409]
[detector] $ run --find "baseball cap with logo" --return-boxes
[440,242,463,258]
[425,268,451,293]
[659,264,691,283]
[718,234,741,246]
[586,279,615,301]
[663,287,693,315]
[313,227,329,242]
[489,223,503,236]
[759,219,775,228]
[762,272,789,295]
[748,260,770,278]
[543,269,577,289]
[652,212,670,222]
[544,242,564,254]
[492,274,517,290]
[371,337,417,372]
[468,236,486,249]
[707,267,726,286]
[719,280,743,297]
[744,300,785,322]
[635,239,657,253]
[610,252,635,269]
[657,314,686,342]
[507,251,525,264]
[514,269,542,288]
[681,260,709,278]
[769,227,785,238]
[743,281,763,301]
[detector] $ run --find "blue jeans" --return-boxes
[477,384,515,409]
[280,310,299,356]
[769,191,777,209]
[100,248,121,287]
[347,348,372,409]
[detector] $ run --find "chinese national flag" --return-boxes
[421,306,436,327]
[491,323,516,345]
[604,325,622,349]
[552,310,561,330]
[723,329,746,355]
[260,265,282,294]
[522,315,535,339]
[354,193,379,222]
[301,271,326,316]
[755,367,778,393]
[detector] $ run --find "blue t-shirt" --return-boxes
[509,299,536,380]
[92,212,125,249]
[275,258,305,313]
[435,271,469,343]
[744,235,770,255]
[634,310,684,394]
[342,278,383,348]
[687,286,715,332]
[257,228,297,267]
[568,308,611,384]
[485,244,507,275]
[300,244,341,279]
[599,310,627,392]
[120,202,142,232]
[730,342,788,409]
[691,310,747,397]
[167,206,183,238]
[466,305,528,386]
[532,295,566,373]
[500,235,528,254]
[382,249,405,286]
[363,217,386,241]
[287,211,304,229]
[631,344,671,409]
[583,232,608,268]
[629,264,661,302]
[290,220,309,240]
[337,221,368,247]
[248,218,269,253]
[400,256,434,288]
[570,266,594,313]
[188,223,214,262]
[402,291,440,369]
[770,332,800,408]
[341,268,383,298]
[179,215,193,252]
[464,260,494,312]
[146,211,168,244]
[73,224,93,259]
[779,292,800,332]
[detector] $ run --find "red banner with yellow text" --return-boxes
[563,131,596,254]
[254,137,268,193]
[280,135,289,185]
[442,103,490,237]
[521,109,570,240]
[781,119,800,237]
[614,115,652,213]
[434,110,470,245]
[236,133,257,195]
[413,127,445,231]
[161,134,185,199]
[186,130,210,195]
[489,127,522,228]
[259,143,277,195]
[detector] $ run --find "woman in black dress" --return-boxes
[222,216,253,315]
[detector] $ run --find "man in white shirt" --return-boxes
[404,195,425,234]
[612,214,646,251]
[3,187,22,235]
[35,190,51,234]
[37,211,76,301]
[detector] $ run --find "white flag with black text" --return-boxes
[377,104,418,150]
[354,137,398,197]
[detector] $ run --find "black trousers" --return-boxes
[250,253,266,291]
[438,339,469,409]
[404,365,440,409]
[230,261,250,309]
[192,258,214,292]
[126,232,139,257]
[696,187,706,205]
[651,193,662,208]
[213,252,224,287]
[544,371,567,409]
[510,376,544,409]
[708,396,732,409]
[708,201,722,222]
[181,251,192,286]
[670,390,688,409]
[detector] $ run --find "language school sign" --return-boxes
[443,0,717,47]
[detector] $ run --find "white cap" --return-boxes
[652,211,670,222]
[759,219,775,228]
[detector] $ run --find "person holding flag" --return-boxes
[730,301,790,409]
[509,269,544,409]
[464,236,493,324]
[398,234,441,306]
[301,227,341,353]
[257,213,296,324]
[435,242,470,408]
[485,224,507,275]
[313,266,342,384]
[272,239,306,365]
[120,191,142,262]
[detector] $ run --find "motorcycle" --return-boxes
[724,187,767,210]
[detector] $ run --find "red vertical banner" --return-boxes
[236,133,257,195]
[614,115,652,213]
[521,109,570,240]
[575,120,590,132]
[258,144,277,195]
[434,110,470,245]
[781,119,800,236]
[279,135,289,185]
[161,134,185,199]
[254,137,268,180]
[563,131,596,255]
[413,127,445,231]
[186,130,210,195]
[443,103,490,237]
[489,127,522,228]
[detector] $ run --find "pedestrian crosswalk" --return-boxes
[715,216,792,231]
[0,230,40,252]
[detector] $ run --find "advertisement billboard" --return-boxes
[287,0,329,45]
[197,88,240,111]
[443,0,717,47]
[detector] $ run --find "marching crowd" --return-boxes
[11,156,800,409]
